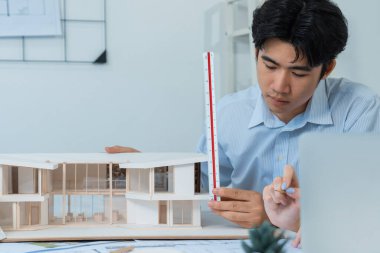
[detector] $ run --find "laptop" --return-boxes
[299,133,380,253]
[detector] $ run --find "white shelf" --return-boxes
[203,0,259,98]
[228,28,250,37]
[223,0,258,94]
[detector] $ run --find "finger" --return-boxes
[213,187,260,201]
[262,184,272,201]
[212,209,263,223]
[105,146,140,153]
[281,165,294,189]
[262,185,279,210]
[270,188,289,205]
[292,228,302,248]
[208,200,261,213]
[220,196,235,201]
[105,146,124,153]
[263,192,280,211]
[273,177,284,193]
[282,164,299,189]
[269,187,278,204]
[269,187,283,205]
[271,177,289,205]
[286,187,300,200]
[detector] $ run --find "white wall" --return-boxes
[1,0,376,154]
[331,0,380,94]
[0,0,222,153]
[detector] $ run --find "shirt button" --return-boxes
[277,155,283,161]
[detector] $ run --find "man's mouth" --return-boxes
[267,95,289,106]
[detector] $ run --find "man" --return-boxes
[107,0,380,231]
[197,0,380,229]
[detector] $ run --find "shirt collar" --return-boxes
[249,87,284,128]
[248,80,333,129]
[304,79,333,126]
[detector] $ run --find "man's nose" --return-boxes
[271,70,290,94]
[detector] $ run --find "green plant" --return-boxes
[242,221,288,253]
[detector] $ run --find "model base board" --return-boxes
[2,211,248,242]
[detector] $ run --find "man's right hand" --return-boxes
[208,187,267,228]
[105,145,140,153]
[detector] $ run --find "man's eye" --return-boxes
[292,72,307,77]
[265,64,276,70]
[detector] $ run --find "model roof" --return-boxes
[0,152,207,170]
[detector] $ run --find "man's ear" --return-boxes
[255,48,259,61]
[321,59,336,79]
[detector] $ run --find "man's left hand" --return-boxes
[208,187,267,228]
[262,165,300,232]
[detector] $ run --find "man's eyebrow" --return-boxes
[261,55,312,72]
[289,65,312,72]
[261,55,279,66]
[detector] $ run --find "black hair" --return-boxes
[252,0,348,71]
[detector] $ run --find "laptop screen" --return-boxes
[299,133,380,253]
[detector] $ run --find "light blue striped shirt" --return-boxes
[197,78,380,193]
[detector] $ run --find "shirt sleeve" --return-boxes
[344,95,380,132]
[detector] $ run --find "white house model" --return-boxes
[0,153,209,232]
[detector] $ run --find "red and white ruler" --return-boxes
[203,52,221,201]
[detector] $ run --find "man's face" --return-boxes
[256,38,323,123]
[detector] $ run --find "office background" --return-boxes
[0,0,378,153]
